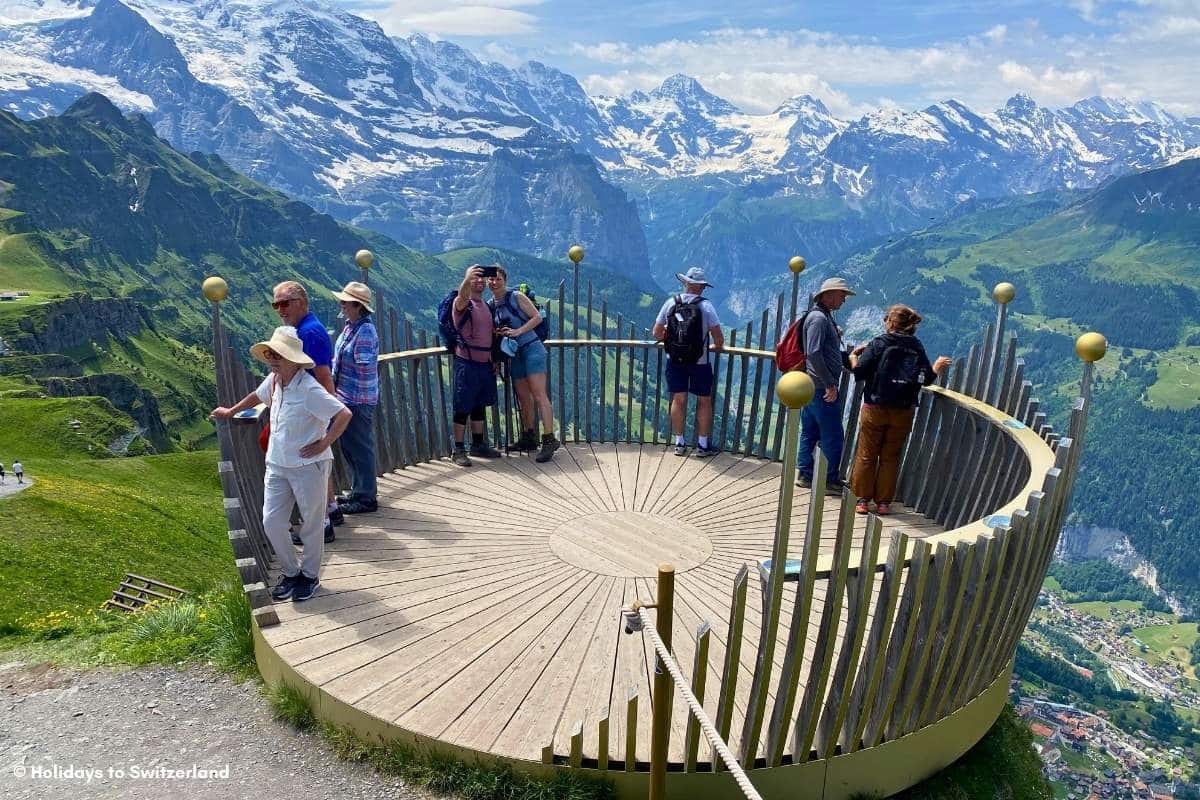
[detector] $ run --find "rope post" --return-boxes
[355,249,374,286]
[739,370,814,766]
[648,563,675,800]
[788,255,805,324]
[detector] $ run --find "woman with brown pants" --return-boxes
[848,306,951,515]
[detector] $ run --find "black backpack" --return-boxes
[664,295,707,365]
[872,342,926,408]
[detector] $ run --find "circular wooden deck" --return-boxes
[260,443,944,766]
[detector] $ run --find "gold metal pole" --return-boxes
[739,371,814,766]
[788,255,805,323]
[648,563,676,800]
[355,249,374,286]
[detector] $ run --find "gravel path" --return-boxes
[0,661,431,800]
[0,477,32,501]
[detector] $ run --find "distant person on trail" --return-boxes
[273,280,341,541]
[0,462,5,484]
[487,265,560,463]
[848,305,951,515]
[12,460,23,485]
[330,281,380,515]
[653,266,724,457]
[443,265,502,467]
[210,326,351,604]
[796,277,855,495]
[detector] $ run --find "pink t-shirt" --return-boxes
[453,297,493,363]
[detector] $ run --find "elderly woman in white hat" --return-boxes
[211,326,352,603]
[330,281,380,514]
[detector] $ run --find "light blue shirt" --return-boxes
[656,293,721,364]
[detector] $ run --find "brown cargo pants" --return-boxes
[850,404,916,503]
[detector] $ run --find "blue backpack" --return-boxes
[437,290,492,355]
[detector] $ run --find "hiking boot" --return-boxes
[673,443,689,457]
[329,506,345,526]
[795,474,812,489]
[452,447,472,467]
[511,429,538,452]
[293,575,321,602]
[825,479,845,497]
[340,498,378,514]
[695,445,719,459]
[470,443,503,459]
[335,493,352,504]
[271,574,298,602]
[324,522,335,543]
[535,434,561,463]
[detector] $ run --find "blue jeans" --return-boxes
[341,404,377,502]
[797,394,844,484]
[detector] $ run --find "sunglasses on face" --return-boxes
[264,348,283,361]
[272,298,297,310]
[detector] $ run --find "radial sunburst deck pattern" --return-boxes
[261,442,944,766]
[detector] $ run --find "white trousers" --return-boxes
[262,460,331,580]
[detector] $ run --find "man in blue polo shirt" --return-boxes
[273,280,339,541]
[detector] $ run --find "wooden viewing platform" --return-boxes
[260,443,942,767]
[204,269,1103,799]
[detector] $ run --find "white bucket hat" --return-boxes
[332,281,374,313]
[250,326,315,368]
[675,266,714,288]
[815,277,856,298]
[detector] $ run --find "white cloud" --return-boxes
[557,4,1200,116]
[360,1,544,37]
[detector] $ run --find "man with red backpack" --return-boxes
[653,267,725,457]
[792,277,856,495]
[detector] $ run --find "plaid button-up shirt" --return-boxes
[332,317,379,406]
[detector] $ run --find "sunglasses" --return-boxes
[272,298,298,310]
[263,348,283,361]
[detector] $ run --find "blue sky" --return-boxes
[343,1,1200,117]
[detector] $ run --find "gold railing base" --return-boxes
[253,623,1012,800]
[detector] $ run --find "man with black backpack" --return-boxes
[653,267,724,457]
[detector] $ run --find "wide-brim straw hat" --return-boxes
[332,280,374,313]
[815,277,856,298]
[250,325,315,369]
[675,266,714,288]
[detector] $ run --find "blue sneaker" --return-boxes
[293,575,321,602]
[271,574,298,602]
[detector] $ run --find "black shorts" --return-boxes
[453,356,497,414]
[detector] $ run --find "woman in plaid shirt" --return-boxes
[331,282,380,514]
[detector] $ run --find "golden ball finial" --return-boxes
[354,249,374,270]
[568,244,585,264]
[788,255,806,274]
[202,276,228,303]
[1075,332,1107,363]
[992,282,1016,304]
[777,371,815,409]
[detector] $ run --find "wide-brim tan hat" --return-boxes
[332,281,374,313]
[815,277,856,297]
[675,266,714,288]
[250,325,315,369]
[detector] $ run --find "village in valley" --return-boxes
[1013,585,1200,800]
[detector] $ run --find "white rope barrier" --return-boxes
[636,607,764,800]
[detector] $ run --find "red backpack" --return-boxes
[775,310,812,372]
